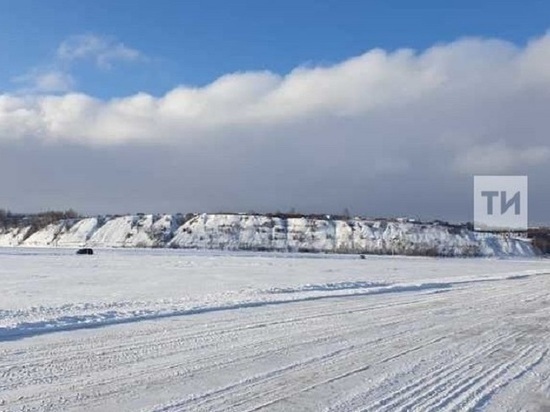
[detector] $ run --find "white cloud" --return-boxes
[57,34,143,69]
[3,33,549,147]
[11,34,143,94]
[34,71,75,93]
[12,70,75,94]
[1,32,550,219]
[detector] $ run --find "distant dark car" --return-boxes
[76,248,94,255]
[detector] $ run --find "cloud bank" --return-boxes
[1,33,550,221]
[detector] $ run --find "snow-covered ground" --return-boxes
[1,248,549,411]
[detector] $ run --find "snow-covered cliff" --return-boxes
[0,213,537,257]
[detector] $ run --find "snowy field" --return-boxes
[1,248,550,411]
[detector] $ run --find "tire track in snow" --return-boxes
[150,277,550,412]
[3,268,550,411]
[236,335,451,412]
[327,280,550,412]
[444,347,549,411]
[406,344,538,411]
[1,294,423,409]
[358,332,523,412]
[0,292,428,396]
[152,347,351,412]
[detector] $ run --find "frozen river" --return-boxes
[1,248,549,411]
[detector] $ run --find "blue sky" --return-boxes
[1,0,549,98]
[1,1,550,220]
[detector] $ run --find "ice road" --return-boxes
[1,248,549,411]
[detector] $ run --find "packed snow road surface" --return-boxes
[1,248,549,411]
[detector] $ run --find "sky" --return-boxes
[1,0,549,223]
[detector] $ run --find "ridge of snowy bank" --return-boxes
[0,213,537,257]
[1,271,547,341]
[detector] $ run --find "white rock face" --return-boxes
[0,213,537,257]
[169,214,536,257]
[56,218,100,247]
[0,226,30,247]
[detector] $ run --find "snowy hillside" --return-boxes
[0,213,537,257]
